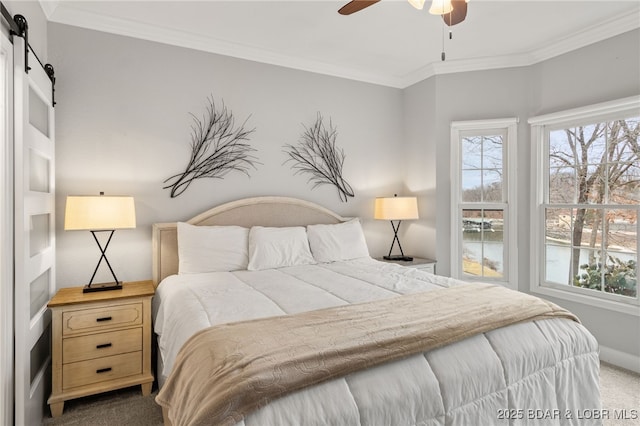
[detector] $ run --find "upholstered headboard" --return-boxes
[152,196,348,286]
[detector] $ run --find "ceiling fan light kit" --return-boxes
[339,0,471,61]
[408,0,426,11]
[429,0,453,15]
[338,0,469,25]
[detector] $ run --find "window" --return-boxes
[451,118,518,289]
[530,97,639,313]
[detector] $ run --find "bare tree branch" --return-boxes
[164,96,258,198]
[283,113,354,202]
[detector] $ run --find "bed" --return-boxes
[151,196,601,426]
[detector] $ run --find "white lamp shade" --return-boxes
[374,196,419,221]
[65,195,136,231]
[429,0,453,15]
[408,0,426,10]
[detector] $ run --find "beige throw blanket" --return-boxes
[156,283,578,426]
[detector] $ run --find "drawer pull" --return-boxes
[96,343,112,349]
[96,316,112,322]
[96,367,112,374]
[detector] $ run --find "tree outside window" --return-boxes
[545,117,639,298]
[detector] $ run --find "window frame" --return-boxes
[450,118,519,290]
[529,96,640,316]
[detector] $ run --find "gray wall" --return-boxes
[49,23,405,287]
[404,29,640,360]
[49,21,638,362]
[402,77,438,260]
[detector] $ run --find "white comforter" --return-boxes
[153,258,601,426]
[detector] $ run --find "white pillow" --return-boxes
[177,222,249,274]
[307,219,370,263]
[247,226,316,271]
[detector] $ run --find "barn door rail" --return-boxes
[0,2,56,106]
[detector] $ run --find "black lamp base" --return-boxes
[383,255,414,262]
[83,281,123,293]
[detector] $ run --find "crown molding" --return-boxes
[38,0,59,20]
[401,6,640,88]
[528,7,640,64]
[43,2,640,90]
[43,3,406,88]
[401,53,532,88]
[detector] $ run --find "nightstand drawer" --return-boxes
[62,351,142,390]
[62,303,143,336]
[63,328,143,364]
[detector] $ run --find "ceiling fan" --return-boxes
[339,0,469,26]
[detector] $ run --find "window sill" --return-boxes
[531,284,639,317]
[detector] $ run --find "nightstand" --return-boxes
[375,256,437,274]
[47,280,155,417]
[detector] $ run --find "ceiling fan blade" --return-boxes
[442,0,468,26]
[338,0,381,15]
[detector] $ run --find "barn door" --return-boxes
[13,35,56,425]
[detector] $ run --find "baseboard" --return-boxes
[599,345,640,374]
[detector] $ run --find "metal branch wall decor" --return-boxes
[164,96,258,198]
[284,113,354,202]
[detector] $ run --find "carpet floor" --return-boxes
[599,362,640,426]
[41,361,638,425]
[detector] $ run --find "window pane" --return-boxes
[549,129,574,168]
[545,244,572,285]
[462,209,503,278]
[603,254,637,297]
[609,162,639,205]
[572,208,603,250]
[462,135,505,203]
[545,208,573,285]
[580,164,605,204]
[462,209,482,276]
[482,170,503,202]
[482,209,504,277]
[603,208,637,298]
[461,136,482,169]
[605,209,637,253]
[461,170,482,202]
[573,249,603,291]
[549,167,576,203]
[583,123,606,165]
[550,127,607,205]
[545,208,573,243]
[482,135,503,170]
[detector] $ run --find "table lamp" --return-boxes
[64,193,136,292]
[374,194,419,261]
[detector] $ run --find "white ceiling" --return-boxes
[41,0,640,88]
